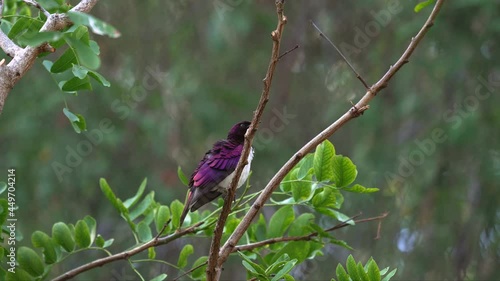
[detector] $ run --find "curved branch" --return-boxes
[217,0,445,269]
[0,0,99,114]
[205,1,288,280]
[52,222,202,281]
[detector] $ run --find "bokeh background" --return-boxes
[1,0,499,280]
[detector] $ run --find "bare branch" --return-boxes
[278,44,299,61]
[52,222,203,281]
[205,1,288,280]
[0,0,100,114]
[23,0,50,17]
[311,20,370,90]
[217,0,445,271]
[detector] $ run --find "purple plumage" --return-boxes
[179,121,254,227]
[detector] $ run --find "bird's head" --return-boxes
[227,121,251,143]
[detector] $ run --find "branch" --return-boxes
[217,0,445,268]
[0,0,99,114]
[23,0,50,17]
[52,222,202,281]
[205,1,288,280]
[233,212,388,252]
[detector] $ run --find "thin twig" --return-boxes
[23,0,50,17]
[218,0,445,268]
[53,222,203,281]
[233,213,388,252]
[278,44,299,61]
[205,1,288,280]
[155,219,171,239]
[310,20,370,90]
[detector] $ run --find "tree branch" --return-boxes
[205,1,288,280]
[217,0,445,270]
[52,222,203,281]
[0,0,99,114]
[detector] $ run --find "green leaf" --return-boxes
[67,11,121,38]
[63,108,86,133]
[268,205,294,238]
[99,178,122,213]
[155,205,171,235]
[129,191,155,221]
[52,222,75,252]
[280,169,293,192]
[87,70,110,87]
[332,155,357,187]
[343,184,379,193]
[330,238,353,251]
[177,244,194,269]
[191,256,208,279]
[238,252,267,277]
[367,259,381,281]
[6,268,33,281]
[381,268,397,281]
[314,140,335,181]
[74,220,91,248]
[83,215,96,245]
[148,247,156,259]
[17,31,63,46]
[271,259,297,281]
[312,186,343,209]
[170,200,184,228]
[65,35,100,70]
[61,76,92,92]
[414,0,434,12]
[18,247,44,277]
[150,273,167,281]
[357,262,370,281]
[0,182,6,194]
[8,18,31,39]
[31,231,57,264]
[297,154,314,180]
[288,213,314,236]
[95,235,105,248]
[72,64,88,79]
[51,48,77,73]
[103,238,114,248]
[177,166,189,186]
[291,172,312,202]
[0,199,8,225]
[123,178,148,209]
[137,221,152,242]
[336,264,349,281]
[346,255,359,281]
[274,241,310,264]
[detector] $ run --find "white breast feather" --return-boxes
[218,147,254,191]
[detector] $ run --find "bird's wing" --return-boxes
[190,140,243,191]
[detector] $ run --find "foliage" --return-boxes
[0,140,392,280]
[0,0,119,133]
[332,255,397,281]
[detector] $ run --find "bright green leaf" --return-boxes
[357,262,370,281]
[148,247,156,259]
[346,255,359,281]
[367,259,381,281]
[52,222,75,252]
[297,154,314,180]
[72,64,88,79]
[150,273,167,281]
[332,155,357,187]
[288,213,314,236]
[414,0,434,12]
[191,256,208,279]
[123,178,148,209]
[74,220,91,248]
[177,166,189,186]
[137,221,152,242]
[268,205,294,238]
[83,215,96,245]
[314,140,335,181]
[171,200,183,228]
[18,247,44,277]
[177,244,194,269]
[271,259,297,281]
[291,172,312,202]
[381,268,397,281]
[31,231,57,264]
[95,235,105,248]
[155,205,171,235]
[344,184,379,194]
[87,70,110,87]
[336,264,349,281]
[129,191,155,221]
[17,31,63,46]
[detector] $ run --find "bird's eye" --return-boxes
[240,123,245,128]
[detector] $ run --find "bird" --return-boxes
[179,121,254,228]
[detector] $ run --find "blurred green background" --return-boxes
[1,0,499,280]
